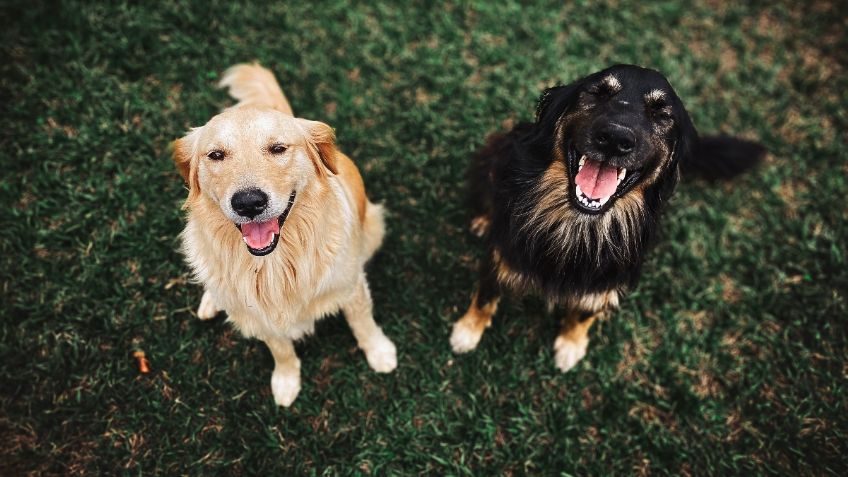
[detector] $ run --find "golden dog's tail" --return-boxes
[362,202,386,261]
[219,63,294,115]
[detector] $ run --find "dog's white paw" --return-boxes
[450,319,484,354]
[271,371,301,407]
[553,335,588,373]
[363,335,397,373]
[197,290,219,320]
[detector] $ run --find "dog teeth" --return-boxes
[617,167,626,182]
[576,183,607,209]
[578,155,586,171]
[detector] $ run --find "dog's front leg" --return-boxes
[342,274,397,373]
[553,310,599,372]
[263,336,301,407]
[553,291,618,372]
[450,253,500,353]
[196,289,221,320]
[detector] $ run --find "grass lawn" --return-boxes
[1,1,846,475]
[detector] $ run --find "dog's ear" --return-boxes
[529,81,586,150]
[669,97,698,172]
[535,85,563,123]
[297,119,338,176]
[171,128,201,205]
[172,136,192,183]
[654,96,697,202]
[535,82,583,125]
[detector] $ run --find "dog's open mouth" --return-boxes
[235,191,296,256]
[568,148,642,214]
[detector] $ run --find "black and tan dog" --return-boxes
[450,64,764,371]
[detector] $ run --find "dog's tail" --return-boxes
[362,202,386,261]
[219,63,294,116]
[682,135,766,180]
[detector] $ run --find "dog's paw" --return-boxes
[271,371,301,407]
[469,216,491,237]
[450,318,485,354]
[197,290,219,320]
[363,335,397,373]
[553,335,588,373]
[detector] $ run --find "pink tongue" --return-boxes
[575,159,619,199]
[240,219,280,249]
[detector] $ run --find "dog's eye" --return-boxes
[653,107,673,121]
[207,150,225,161]
[269,144,287,154]
[587,84,610,97]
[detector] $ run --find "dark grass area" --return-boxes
[1,0,846,475]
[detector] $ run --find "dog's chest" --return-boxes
[214,251,358,337]
[493,240,637,303]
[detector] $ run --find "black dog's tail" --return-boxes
[682,136,766,180]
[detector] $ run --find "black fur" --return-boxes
[467,65,765,310]
[682,135,766,180]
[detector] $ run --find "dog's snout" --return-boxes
[593,124,636,156]
[231,188,269,219]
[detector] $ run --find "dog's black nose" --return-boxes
[231,188,269,218]
[593,124,636,156]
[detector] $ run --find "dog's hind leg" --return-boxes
[342,273,397,373]
[196,289,220,320]
[450,255,500,353]
[264,336,302,407]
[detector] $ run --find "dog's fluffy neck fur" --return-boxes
[181,177,358,338]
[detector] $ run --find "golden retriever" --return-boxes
[172,63,396,407]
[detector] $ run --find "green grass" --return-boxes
[1,0,846,475]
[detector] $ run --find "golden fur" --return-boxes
[173,63,396,407]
